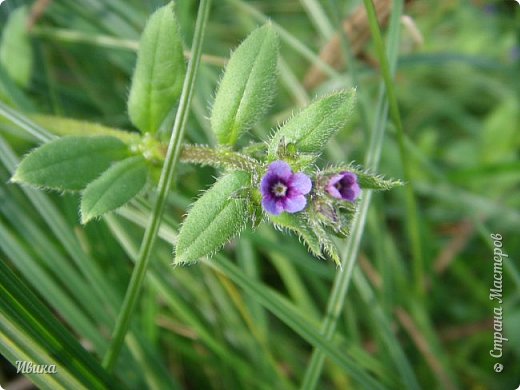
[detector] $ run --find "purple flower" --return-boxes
[326,172,360,202]
[260,161,312,215]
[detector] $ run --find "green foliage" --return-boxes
[175,171,251,264]
[271,211,342,267]
[127,2,186,134]
[0,260,118,390]
[479,97,519,164]
[211,24,279,145]
[11,136,128,191]
[81,156,148,223]
[270,213,323,257]
[176,28,389,267]
[268,90,356,158]
[2,1,518,389]
[0,6,32,87]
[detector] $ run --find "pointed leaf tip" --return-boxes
[268,89,357,159]
[80,156,148,224]
[128,2,186,133]
[174,171,251,264]
[12,136,128,192]
[211,24,279,146]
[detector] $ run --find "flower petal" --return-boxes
[327,173,343,186]
[262,196,283,215]
[341,172,357,185]
[283,194,307,213]
[268,160,292,180]
[260,173,275,196]
[342,182,361,202]
[289,172,312,195]
[326,184,342,199]
[326,172,361,201]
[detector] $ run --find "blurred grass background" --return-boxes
[0,0,519,389]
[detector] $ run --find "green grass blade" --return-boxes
[207,256,386,390]
[0,100,56,142]
[110,202,390,388]
[300,0,335,39]
[0,259,117,390]
[362,0,424,296]
[0,136,176,389]
[301,1,420,388]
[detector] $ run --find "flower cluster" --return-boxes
[171,24,402,266]
[260,161,361,216]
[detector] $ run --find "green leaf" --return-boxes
[356,172,402,191]
[268,89,356,157]
[81,156,148,223]
[0,60,34,109]
[211,24,279,145]
[0,6,32,87]
[269,213,323,259]
[12,136,128,191]
[127,2,186,134]
[310,198,354,238]
[0,259,118,390]
[309,220,341,267]
[270,213,341,266]
[175,171,251,264]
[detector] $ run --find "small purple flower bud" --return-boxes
[260,161,312,215]
[326,172,360,202]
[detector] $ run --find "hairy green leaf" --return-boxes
[309,198,354,238]
[175,172,251,264]
[270,213,322,259]
[211,24,279,145]
[81,156,148,223]
[12,136,128,191]
[309,219,341,267]
[268,89,356,157]
[0,6,32,87]
[270,213,341,266]
[128,2,186,134]
[0,65,32,109]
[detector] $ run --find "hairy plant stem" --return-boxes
[101,0,212,371]
[180,144,261,171]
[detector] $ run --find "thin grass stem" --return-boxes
[0,101,56,143]
[362,0,425,296]
[300,0,335,39]
[31,27,227,67]
[101,0,212,371]
[300,1,408,388]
